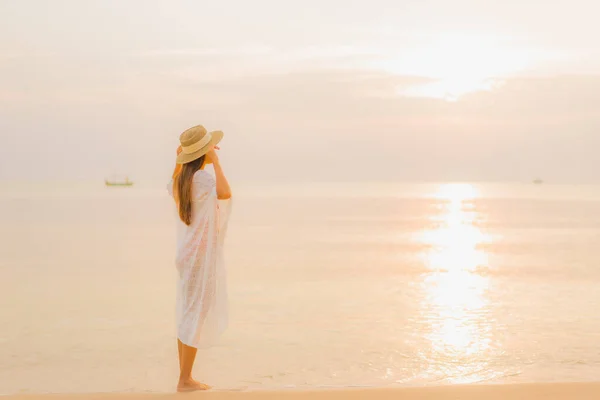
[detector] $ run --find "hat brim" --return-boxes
[176,131,223,164]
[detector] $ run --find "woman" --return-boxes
[168,125,232,392]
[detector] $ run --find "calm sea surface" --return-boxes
[1,182,600,394]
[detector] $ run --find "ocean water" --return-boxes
[1,182,600,394]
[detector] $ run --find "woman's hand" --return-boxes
[209,145,231,199]
[206,146,220,165]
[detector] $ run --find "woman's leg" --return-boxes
[177,339,183,372]
[177,340,211,392]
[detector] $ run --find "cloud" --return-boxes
[0,53,56,60]
[2,63,599,183]
[137,45,274,57]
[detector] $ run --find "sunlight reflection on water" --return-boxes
[416,184,496,383]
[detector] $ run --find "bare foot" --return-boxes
[177,378,211,392]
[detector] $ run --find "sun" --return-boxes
[372,33,533,101]
[403,76,502,102]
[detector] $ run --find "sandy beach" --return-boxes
[7,383,600,400]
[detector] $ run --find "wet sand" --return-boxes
[7,383,600,400]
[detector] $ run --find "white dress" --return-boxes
[168,170,232,348]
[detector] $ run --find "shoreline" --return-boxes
[6,382,600,400]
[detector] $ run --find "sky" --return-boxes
[1,0,599,183]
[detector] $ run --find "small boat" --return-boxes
[105,176,134,187]
[533,178,543,185]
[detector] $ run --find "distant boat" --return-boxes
[533,178,544,185]
[105,176,134,187]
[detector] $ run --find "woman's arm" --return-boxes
[207,148,231,200]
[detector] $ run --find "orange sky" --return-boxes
[1,0,599,183]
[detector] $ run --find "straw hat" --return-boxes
[176,125,223,164]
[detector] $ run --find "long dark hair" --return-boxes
[173,155,205,225]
